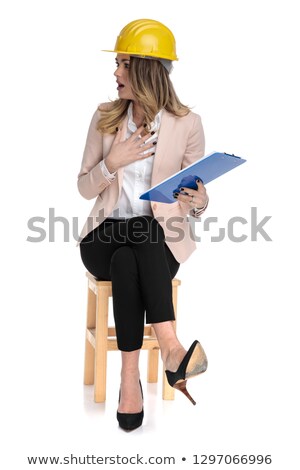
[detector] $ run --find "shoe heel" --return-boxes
[173,380,196,405]
[165,340,208,405]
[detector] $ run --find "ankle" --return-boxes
[120,368,140,382]
[160,340,184,363]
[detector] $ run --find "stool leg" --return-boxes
[94,286,109,403]
[163,371,175,400]
[84,283,96,385]
[148,345,159,383]
[162,283,178,400]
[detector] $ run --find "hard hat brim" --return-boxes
[101,49,178,61]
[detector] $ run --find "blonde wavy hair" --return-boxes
[97,56,190,134]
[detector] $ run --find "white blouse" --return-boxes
[100,102,161,218]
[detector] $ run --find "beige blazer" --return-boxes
[77,105,205,263]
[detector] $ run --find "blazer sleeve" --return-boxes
[77,108,112,200]
[179,113,207,217]
[182,113,205,169]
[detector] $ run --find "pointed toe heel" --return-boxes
[165,340,207,405]
[117,380,144,431]
[117,409,144,431]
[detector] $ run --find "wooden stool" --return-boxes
[84,271,181,403]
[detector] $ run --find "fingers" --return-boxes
[175,183,207,206]
[114,126,153,147]
[129,125,155,145]
[175,192,194,203]
[179,187,199,197]
[180,181,206,196]
[135,134,157,154]
[129,125,146,141]
[138,141,157,155]
[139,150,156,159]
[175,192,207,207]
[140,131,156,145]
[180,180,204,195]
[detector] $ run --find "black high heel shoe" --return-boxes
[117,380,144,431]
[165,340,207,405]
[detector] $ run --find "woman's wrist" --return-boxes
[105,155,118,173]
[195,199,208,210]
[100,160,117,182]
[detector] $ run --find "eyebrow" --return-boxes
[115,58,130,62]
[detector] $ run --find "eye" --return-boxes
[124,62,130,69]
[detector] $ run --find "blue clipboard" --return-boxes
[139,151,246,203]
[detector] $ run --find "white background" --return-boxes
[0,0,299,468]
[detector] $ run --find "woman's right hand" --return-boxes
[105,126,156,173]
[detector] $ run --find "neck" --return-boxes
[132,101,145,127]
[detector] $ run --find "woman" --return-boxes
[78,19,209,431]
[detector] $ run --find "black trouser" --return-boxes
[80,216,180,351]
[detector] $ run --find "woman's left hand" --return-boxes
[174,180,208,210]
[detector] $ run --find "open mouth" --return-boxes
[117,82,125,90]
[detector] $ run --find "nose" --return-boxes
[114,65,122,77]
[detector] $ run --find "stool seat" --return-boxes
[84,272,181,403]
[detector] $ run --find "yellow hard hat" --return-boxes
[103,19,178,61]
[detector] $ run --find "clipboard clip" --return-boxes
[224,152,241,159]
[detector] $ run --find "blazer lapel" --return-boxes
[151,109,174,185]
[116,115,129,193]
